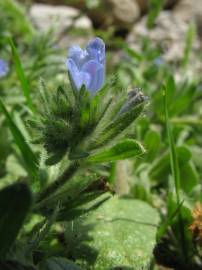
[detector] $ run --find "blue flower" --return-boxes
[0,59,9,78]
[66,37,105,95]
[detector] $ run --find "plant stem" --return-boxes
[37,161,80,203]
[164,87,188,262]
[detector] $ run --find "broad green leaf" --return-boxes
[0,182,32,257]
[0,99,38,180]
[0,260,36,270]
[87,139,145,163]
[65,196,160,270]
[40,257,83,270]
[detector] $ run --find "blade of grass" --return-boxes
[182,23,196,67]
[157,200,184,240]
[0,99,38,180]
[147,0,165,29]
[4,36,34,112]
[164,85,188,262]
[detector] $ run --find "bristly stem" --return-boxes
[36,161,80,203]
[164,86,188,262]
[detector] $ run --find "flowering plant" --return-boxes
[30,37,147,202]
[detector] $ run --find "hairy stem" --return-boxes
[37,161,80,203]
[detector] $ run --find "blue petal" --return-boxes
[82,60,104,94]
[67,59,90,91]
[86,37,105,65]
[0,59,9,78]
[68,45,88,69]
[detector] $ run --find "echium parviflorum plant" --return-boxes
[32,37,147,206]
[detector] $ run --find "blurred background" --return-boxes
[16,0,202,58]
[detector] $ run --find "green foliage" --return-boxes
[31,82,146,166]
[147,0,165,28]
[0,0,34,41]
[0,182,32,258]
[65,196,159,270]
[40,257,83,270]
[164,81,187,261]
[87,139,145,163]
[0,99,38,180]
[182,23,196,67]
[0,260,36,270]
[4,37,34,111]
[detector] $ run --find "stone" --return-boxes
[135,0,179,13]
[38,0,141,30]
[127,11,199,62]
[173,0,202,38]
[29,3,92,34]
[107,0,140,25]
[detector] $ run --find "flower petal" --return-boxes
[86,37,105,65]
[82,60,104,94]
[67,59,91,91]
[68,45,88,69]
[0,59,9,78]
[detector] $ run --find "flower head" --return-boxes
[0,59,9,78]
[66,37,105,95]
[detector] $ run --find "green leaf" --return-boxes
[182,22,196,67]
[179,162,199,194]
[0,260,36,270]
[0,182,32,257]
[164,84,188,261]
[0,99,38,179]
[123,45,143,61]
[149,146,191,183]
[96,100,145,147]
[46,150,67,166]
[147,0,165,28]
[0,0,34,41]
[40,257,83,270]
[87,139,145,163]
[144,129,161,160]
[65,197,160,270]
[4,36,34,111]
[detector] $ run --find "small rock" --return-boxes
[29,3,92,33]
[107,0,140,25]
[135,0,179,13]
[173,0,202,38]
[127,11,199,61]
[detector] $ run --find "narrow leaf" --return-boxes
[87,139,145,163]
[0,99,38,179]
[5,37,34,111]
